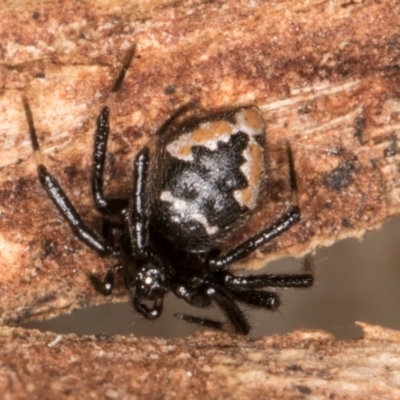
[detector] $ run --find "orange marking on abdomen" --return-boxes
[238,108,264,133]
[177,144,193,157]
[248,143,264,186]
[190,121,233,143]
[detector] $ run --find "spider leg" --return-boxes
[91,46,136,215]
[209,205,300,269]
[155,101,198,137]
[174,314,224,331]
[124,147,150,257]
[112,45,136,93]
[91,106,128,215]
[101,218,124,248]
[224,273,314,290]
[219,255,314,313]
[24,99,114,256]
[174,282,250,334]
[229,287,281,310]
[133,295,164,320]
[223,253,314,290]
[178,260,313,332]
[219,255,314,311]
[203,286,250,334]
[89,264,124,295]
[209,141,301,270]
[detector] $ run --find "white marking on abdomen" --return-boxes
[160,191,219,235]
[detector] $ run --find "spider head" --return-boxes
[132,257,170,320]
[136,262,169,300]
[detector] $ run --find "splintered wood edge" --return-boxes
[0,322,399,398]
[0,0,399,325]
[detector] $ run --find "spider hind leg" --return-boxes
[174,282,251,335]
[174,313,225,331]
[208,141,301,270]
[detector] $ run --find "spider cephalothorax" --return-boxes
[24,55,313,335]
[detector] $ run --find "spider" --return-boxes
[24,58,313,335]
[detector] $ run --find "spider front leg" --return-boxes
[90,147,151,295]
[125,147,150,257]
[91,46,136,215]
[23,99,114,256]
[92,106,128,215]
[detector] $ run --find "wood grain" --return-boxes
[0,323,399,398]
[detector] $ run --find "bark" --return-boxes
[0,323,400,399]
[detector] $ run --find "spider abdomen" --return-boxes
[150,106,267,253]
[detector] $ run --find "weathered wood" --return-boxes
[0,323,399,399]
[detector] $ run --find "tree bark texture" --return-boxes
[0,323,399,399]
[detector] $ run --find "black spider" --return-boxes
[24,56,313,335]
